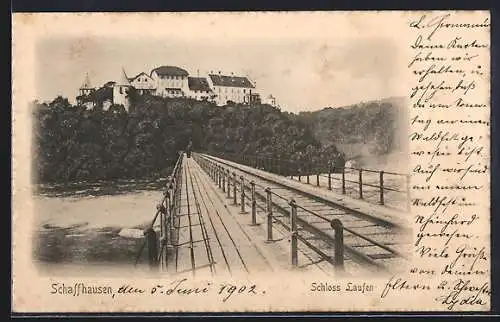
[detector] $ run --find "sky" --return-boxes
[36,20,407,113]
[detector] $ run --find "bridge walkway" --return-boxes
[171,155,333,277]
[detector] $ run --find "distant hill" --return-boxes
[297,97,409,170]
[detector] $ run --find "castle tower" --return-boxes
[79,72,94,96]
[112,67,132,111]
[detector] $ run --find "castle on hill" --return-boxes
[76,66,277,111]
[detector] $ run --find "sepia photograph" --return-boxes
[32,32,411,279]
[12,11,491,312]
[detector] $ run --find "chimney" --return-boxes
[197,69,199,77]
[218,71,221,75]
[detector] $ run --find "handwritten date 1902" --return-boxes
[218,283,261,302]
[147,278,263,302]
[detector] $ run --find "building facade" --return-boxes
[187,77,215,101]
[263,94,277,107]
[128,72,156,95]
[76,73,96,109]
[76,66,266,110]
[76,69,131,112]
[150,66,189,98]
[112,68,132,111]
[207,73,256,106]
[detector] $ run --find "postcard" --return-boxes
[12,11,491,312]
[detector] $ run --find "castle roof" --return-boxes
[128,72,151,82]
[151,66,189,77]
[188,77,212,92]
[208,74,255,88]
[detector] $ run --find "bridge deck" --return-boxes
[171,156,334,277]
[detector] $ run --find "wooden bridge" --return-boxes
[136,152,412,278]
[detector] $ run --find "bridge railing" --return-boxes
[194,153,347,271]
[199,151,410,212]
[135,151,184,271]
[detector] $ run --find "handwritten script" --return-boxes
[50,279,265,303]
[381,12,490,311]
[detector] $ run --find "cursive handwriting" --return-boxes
[435,279,490,310]
[380,276,431,299]
[409,14,490,41]
[407,11,490,311]
[112,279,265,303]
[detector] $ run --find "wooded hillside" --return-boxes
[33,94,342,183]
[297,97,408,161]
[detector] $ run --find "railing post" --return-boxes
[162,192,170,240]
[218,166,222,189]
[289,199,298,267]
[306,165,310,184]
[168,188,175,245]
[162,194,170,269]
[328,168,332,190]
[227,169,231,198]
[159,201,164,243]
[250,180,257,225]
[359,168,363,199]
[379,171,385,205]
[215,165,219,187]
[222,167,226,192]
[232,172,237,205]
[316,173,320,187]
[330,219,344,269]
[164,189,171,246]
[341,167,346,194]
[240,176,247,214]
[265,188,273,241]
[216,165,218,183]
[145,227,158,271]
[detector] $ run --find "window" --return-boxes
[243,89,246,93]
[119,87,123,94]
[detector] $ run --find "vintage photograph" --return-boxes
[32,33,410,279]
[13,11,490,313]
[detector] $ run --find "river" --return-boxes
[32,180,166,274]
